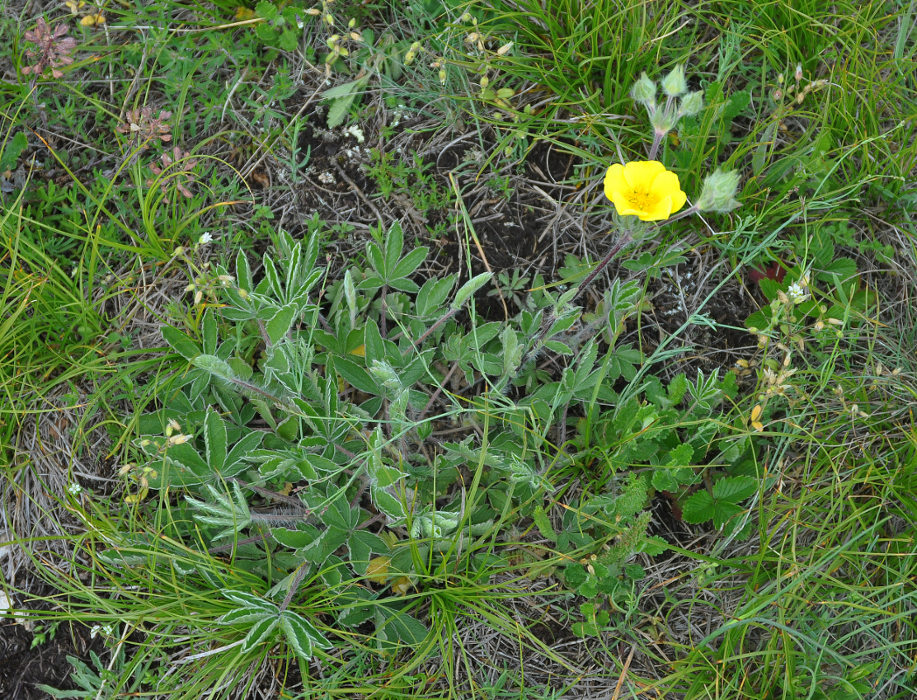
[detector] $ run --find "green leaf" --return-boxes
[415,275,456,318]
[255,1,279,20]
[722,90,750,120]
[241,615,279,653]
[235,250,253,291]
[266,303,297,344]
[203,408,227,472]
[279,613,313,659]
[383,222,404,275]
[278,28,299,51]
[822,257,857,282]
[371,485,405,520]
[333,357,379,395]
[378,607,428,647]
[452,272,492,309]
[712,475,757,503]
[222,589,275,613]
[161,326,201,361]
[262,253,283,298]
[220,608,272,626]
[532,505,557,542]
[392,246,429,279]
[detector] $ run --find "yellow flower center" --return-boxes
[627,189,658,211]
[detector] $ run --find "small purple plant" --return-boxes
[22,18,77,79]
[147,146,198,201]
[116,107,173,152]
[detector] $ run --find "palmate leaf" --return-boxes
[185,482,252,540]
[241,616,280,654]
[280,610,332,660]
[682,476,757,529]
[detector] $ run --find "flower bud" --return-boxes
[696,168,741,213]
[650,108,677,134]
[679,90,703,117]
[630,72,656,106]
[661,64,688,97]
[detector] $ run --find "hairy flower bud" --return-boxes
[679,90,703,117]
[696,169,741,213]
[650,108,678,134]
[630,72,656,107]
[661,64,688,97]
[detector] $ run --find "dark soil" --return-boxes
[0,614,101,699]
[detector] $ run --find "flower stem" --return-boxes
[522,230,634,366]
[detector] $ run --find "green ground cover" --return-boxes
[1,0,916,697]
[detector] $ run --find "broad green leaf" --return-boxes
[392,246,429,279]
[266,303,297,344]
[255,1,278,20]
[377,607,428,647]
[452,272,492,309]
[203,408,227,472]
[711,475,757,503]
[415,275,456,318]
[333,357,379,395]
[161,326,201,361]
[371,485,405,520]
[383,221,404,275]
[272,526,321,550]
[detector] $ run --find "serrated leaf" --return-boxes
[278,28,299,51]
[326,95,355,129]
[711,475,757,503]
[255,1,278,20]
[722,90,750,121]
[681,489,714,524]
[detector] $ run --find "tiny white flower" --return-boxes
[67,482,82,496]
[787,282,808,303]
[198,232,213,245]
[345,125,365,143]
[90,625,101,639]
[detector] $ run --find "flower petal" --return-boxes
[610,191,638,217]
[641,194,674,221]
[649,170,687,214]
[622,160,666,190]
[604,164,628,203]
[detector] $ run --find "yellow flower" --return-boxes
[604,161,687,221]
